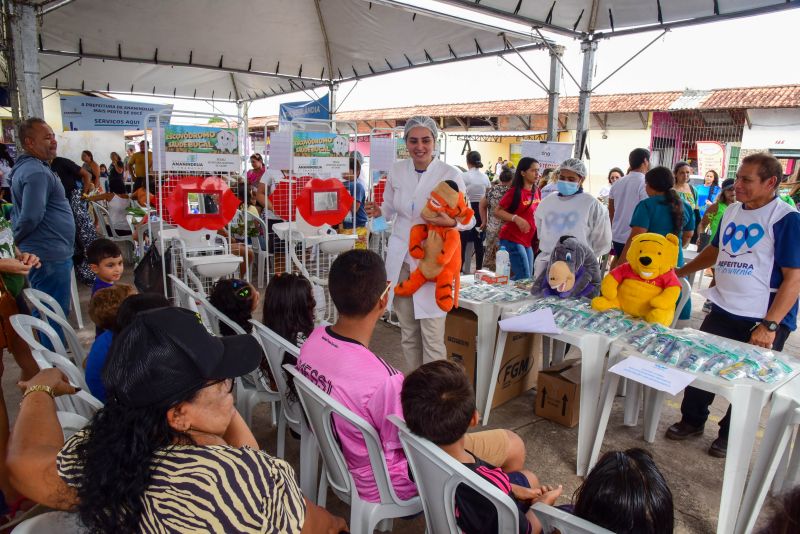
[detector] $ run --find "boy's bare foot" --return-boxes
[535,484,563,506]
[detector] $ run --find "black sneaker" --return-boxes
[665,420,704,440]
[709,436,728,458]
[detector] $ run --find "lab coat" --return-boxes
[382,158,475,319]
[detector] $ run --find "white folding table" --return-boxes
[590,339,799,534]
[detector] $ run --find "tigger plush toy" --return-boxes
[394,180,474,311]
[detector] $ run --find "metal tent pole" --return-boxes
[547,45,564,142]
[574,39,597,159]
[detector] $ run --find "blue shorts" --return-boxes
[612,241,625,257]
[508,471,533,519]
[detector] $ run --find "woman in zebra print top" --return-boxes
[7,307,347,533]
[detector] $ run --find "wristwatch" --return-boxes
[760,320,779,332]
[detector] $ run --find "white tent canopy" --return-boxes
[35,0,547,102]
[434,0,800,38]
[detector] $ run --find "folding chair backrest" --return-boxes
[195,294,245,337]
[251,321,302,427]
[24,288,67,321]
[22,290,87,368]
[169,274,202,313]
[90,202,113,238]
[388,415,520,534]
[284,365,406,505]
[10,314,68,358]
[10,511,85,533]
[671,278,693,329]
[57,411,91,441]
[31,349,89,392]
[532,502,615,534]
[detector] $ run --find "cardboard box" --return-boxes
[474,270,509,285]
[535,359,582,428]
[445,308,540,409]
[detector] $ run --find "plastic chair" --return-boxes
[168,274,202,312]
[23,289,89,368]
[57,411,90,440]
[192,295,279,428]
[388,415,519,534]
[90,201,135,263]
[11,313,68,358]
[246,211,271,288]
[26,347,103,419]
[250,319,321,499]
[70,268,83,330]
[10,511,85,533]
[285,366,422,534]
[532,503,614,534]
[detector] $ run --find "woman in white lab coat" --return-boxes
[367,116,474,369]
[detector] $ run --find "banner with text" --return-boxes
[293,132,349,176]
[60,96,172,131]
[521,141,574,169]
[279,94,330,123]
[696,141,726,181]
[164,125,239,173]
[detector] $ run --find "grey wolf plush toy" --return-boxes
[532,235,601,298]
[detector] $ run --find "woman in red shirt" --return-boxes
[494,157,541,280]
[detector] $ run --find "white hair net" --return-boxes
[559,158,587,179]
[404,116,438,139]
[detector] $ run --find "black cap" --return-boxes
[106,307,262,408]
[721,178,735,190]
[466,151,483,168]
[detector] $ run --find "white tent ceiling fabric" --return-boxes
[438,0,798,36]
[36,0,543,101]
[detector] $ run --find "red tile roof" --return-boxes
[247,84,800,127]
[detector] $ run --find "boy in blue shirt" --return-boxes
[338,152,369,249]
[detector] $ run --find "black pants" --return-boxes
[680,309,790,438]
[461,201,484,271]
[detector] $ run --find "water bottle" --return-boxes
[495,246,510,283]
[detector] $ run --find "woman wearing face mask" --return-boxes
[533,158,612,280]
[366,116,474,369]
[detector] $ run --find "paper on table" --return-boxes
[609,356,696,396]
[498,309,562,335]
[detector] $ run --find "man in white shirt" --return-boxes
[461,151,491,271]
[608,148,649,267]
[494,157,504,179]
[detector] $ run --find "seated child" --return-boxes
[262,273,316,400]
[402,360,562,534]
[209,278,259,336]
[297,250,526,504]
[85,284,136,399]
[568,448,673,534]
[87,238,123,295]
[338,152,369,250]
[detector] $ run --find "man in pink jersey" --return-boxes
[297,250,525,502]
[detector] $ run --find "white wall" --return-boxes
[55,130,127,167]
[583,129,651,195]
[443,136,514,169]
[741,108,800,150]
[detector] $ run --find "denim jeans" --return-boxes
[27,258,73,348]
[499,239,533,280]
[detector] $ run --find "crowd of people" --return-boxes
[0,113,794,533]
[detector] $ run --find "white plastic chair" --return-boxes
[70,268,83,329]
[168,274,202,312]
[250,320,320,500]
[532,503,614,534]
[388,415,519,534]
[26,347,103,419]
[23,289,89,368]
[192,295,279,428]
[246,211,270,288]
[11,313,69,358]
[285,366,422,534]
[90,201,136,262]
[10,511,85,533]
[57,411,91,440]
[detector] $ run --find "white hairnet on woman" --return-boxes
[367,115,473,368]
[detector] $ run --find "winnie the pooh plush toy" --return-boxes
[394,180,473,312]
[532,235,601,298]
[592,232,681,326]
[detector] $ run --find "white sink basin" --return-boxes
[319,235,357,254]
[186,254,242,279]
